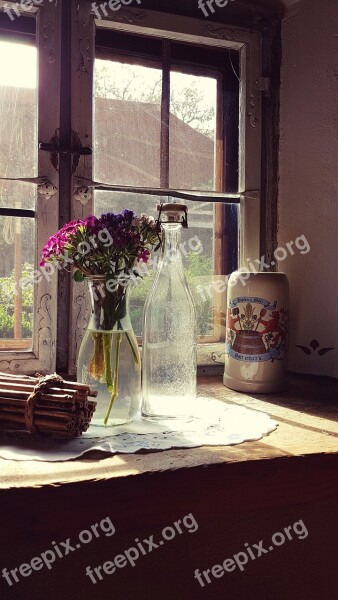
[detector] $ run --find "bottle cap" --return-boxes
[157,203,188,227]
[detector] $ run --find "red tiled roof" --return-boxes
[95,97,214,188]
[0,89,214,189]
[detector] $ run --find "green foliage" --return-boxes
[0,305,15,338]
[0,263,33,338]
[185,251,213,280]
[0,263,34,308]
[73,270,85,282]
[0,304,33,339]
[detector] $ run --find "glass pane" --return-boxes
[94,60,162,187]
[0,180,36,211]
[169,71,217,191]
[94,191,238,340]
[0,40,38,183]
[0,217,35,351]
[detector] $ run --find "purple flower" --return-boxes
[101,210,136,226]
[101,213,118,226]
[83,215,101,232]
[121,209,135,221]
[40,209,161,273]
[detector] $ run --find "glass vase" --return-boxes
[77,276,141,426]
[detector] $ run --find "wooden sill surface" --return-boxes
[0,374,337,489]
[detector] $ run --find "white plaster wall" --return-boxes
[278,0,338,376]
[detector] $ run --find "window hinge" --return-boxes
[257,77,271,94]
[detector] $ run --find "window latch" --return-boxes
[39,130,92,173]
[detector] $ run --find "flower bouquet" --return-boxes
[41,210,160,426]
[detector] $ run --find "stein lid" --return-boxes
[157,203,188,224]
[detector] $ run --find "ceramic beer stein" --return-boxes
[223,272,289,393]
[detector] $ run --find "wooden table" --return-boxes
[0,375,337,600]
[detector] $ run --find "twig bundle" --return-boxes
[0,372,97,438]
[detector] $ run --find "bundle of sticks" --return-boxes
[0,372,97,438]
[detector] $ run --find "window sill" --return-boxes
[1,373,338,490]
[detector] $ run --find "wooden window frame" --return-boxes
[0,1,266,377]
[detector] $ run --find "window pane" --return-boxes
[0,40,38,183]
[169,71,217,191]
[0,181,36,211]
[94,191,238,340]
[94,60,162,187]
[0,216,35,351]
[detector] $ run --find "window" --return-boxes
[0,5,60,372]
[92,31,240,348]
[0,38,37,352]
[0,2,263,375]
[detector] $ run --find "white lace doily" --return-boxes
[0,398,277,462]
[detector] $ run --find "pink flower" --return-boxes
[40,210,161,273]
[137,249,151,264]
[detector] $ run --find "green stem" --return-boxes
[103,332,114,391]
[104,332,122,425]
[89,332,104,380]
[114,321,139,365]
[125,332,139,365]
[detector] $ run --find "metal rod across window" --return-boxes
[0,208,35,218]
[76,180,241,204]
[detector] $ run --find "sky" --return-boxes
[0,39,216,117]
[0,41,37,88]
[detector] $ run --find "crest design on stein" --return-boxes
[225,296,288,363]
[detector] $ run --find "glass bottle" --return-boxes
[142,204,197,422]
[77,276,141,427]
